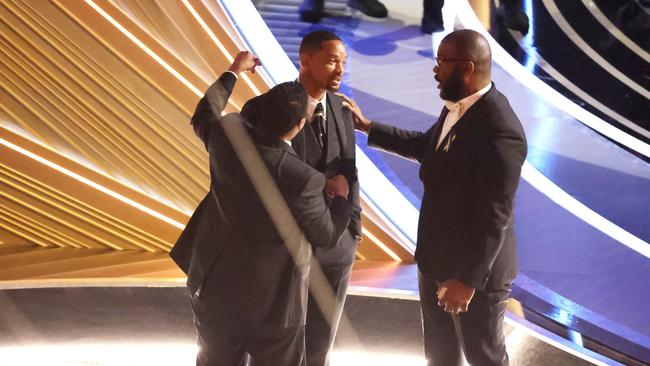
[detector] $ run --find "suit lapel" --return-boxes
[420,88,496,183]
[436,84,495,151]
[291,127,307,161]
[442,88,491,144]
[430,108,448,153]
[293,119,324,167]
[327,92,348,158]
[292,92,351,167]
[419,109,450,184]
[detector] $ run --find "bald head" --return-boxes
[433,30,493,101]
[441,30,492,77]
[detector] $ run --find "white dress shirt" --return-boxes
[307,93,327,120]
[436,82,492,150]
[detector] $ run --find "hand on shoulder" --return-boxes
[336,93,372,133]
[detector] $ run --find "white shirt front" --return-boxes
[307,93,327,120]
[436,82,492,150]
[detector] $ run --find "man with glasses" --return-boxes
[342,29,527,365]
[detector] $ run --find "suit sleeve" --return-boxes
[348,173,362,237]
[291,172,353,249]
[457,123,527,289]
[367,121,435,163]
[340,107,362,237]
[190,72,237,148]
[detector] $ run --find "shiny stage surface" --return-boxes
[250,0,650,363]
[0,282,598,366]
[0,0,648,364]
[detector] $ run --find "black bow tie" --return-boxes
[311,102,326,149]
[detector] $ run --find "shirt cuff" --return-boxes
[225,70,238,79]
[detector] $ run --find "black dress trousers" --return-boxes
[418,271,511,366]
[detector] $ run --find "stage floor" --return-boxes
[0,285,597,366]
[253,0,650,363]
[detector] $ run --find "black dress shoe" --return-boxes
[348,0,388,18]
[421,20,444,34]
[497,4,529,34]
[300,0,325,23]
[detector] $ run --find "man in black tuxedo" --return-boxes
[299,0,388,23]
[170,51,353,366]
[343,30,527,365]
[421,0,529,34]
[242,30,361,366]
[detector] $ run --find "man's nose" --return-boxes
[433,65,439,74]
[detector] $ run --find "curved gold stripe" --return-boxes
[0,128,189,227]
[0,163,170,251]
[0,202,86,249]
[0,0,418,280]
[0,219,53,248]
[0,38,127,175]
[181,0,262,96]
[0,15,202,208]
[0,189,128,251]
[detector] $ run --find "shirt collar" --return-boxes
[307,93,327,119]
[443,82,492,116]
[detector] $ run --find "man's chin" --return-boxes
[440,90,461,102]
[328,83,341,92]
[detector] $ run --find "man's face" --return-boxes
[302,40,347,92]
[433,41,468,102]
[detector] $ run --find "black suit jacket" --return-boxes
[243,90,361,268]
[170,72,352,331]
[368,84,527,290]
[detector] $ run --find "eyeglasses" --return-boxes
[435,57,473,65]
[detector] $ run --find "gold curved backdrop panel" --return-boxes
[0,0,412,281]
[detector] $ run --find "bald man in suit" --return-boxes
[343,30,527,365]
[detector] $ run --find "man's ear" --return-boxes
[464,60,475,75]
[291,117,307,138]
[299,53,310,71]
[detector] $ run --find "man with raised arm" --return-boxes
[170,51,352,366]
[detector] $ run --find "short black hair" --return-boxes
[299,30,342,55]
[250,81,307,144]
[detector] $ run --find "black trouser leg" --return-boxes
[418,271,511,366]
[419,271,464,366]
[458,288,510,366]
[305,264,352,366]
[191,290,306,366]
[422,0,444,24]
[246,326,306,366]
[191,296,247,366]
[500,0,523,9]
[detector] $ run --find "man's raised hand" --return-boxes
[228,51,262,75]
